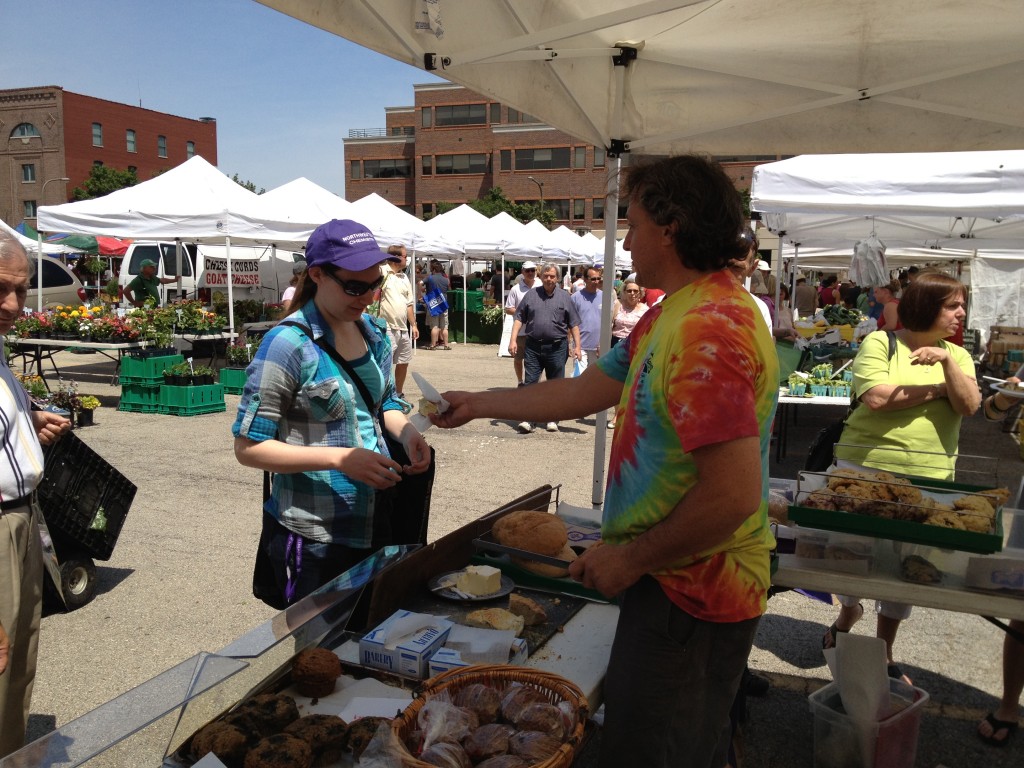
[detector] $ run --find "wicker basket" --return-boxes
[391,664,589,768]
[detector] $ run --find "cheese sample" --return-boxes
[418,398,440,416]
[455,565,502,596]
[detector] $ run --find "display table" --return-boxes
[774,508,1024,622]
[5,337,145,387]
[2,485,614,767]
[775,391,852,462]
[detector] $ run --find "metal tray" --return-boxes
[473,530,575,568]
[790,472,1005,555]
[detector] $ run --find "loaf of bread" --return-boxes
[493,511,567,556]
[512,544,576,578]
[465,608,525,636]
[508,594,547,626]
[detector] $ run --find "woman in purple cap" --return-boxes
[232,219,431,605]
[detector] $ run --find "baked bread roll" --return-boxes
[508,594,547,626]
[493,511,567,557]
[512,544,577,578]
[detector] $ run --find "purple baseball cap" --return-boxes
[305,219,388,272]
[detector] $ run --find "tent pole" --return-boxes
[463,256,468,345]
[174,239,183,302]
[226,236,236,342]
[36,231,44,312]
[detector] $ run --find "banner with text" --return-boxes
[202,256,262,287]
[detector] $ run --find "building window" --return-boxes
[92,122,103,147]
[11,123,41,139]
[157,135,167,158]
[515,147,570,170]
[573,147,586,169]
[24,200,37,218]
[93,160,104,167]
[363,159,412,179]
[186,141,195,158]
[490,103,501,124]
[593,198,604,220]
[436,153,488,174]
[351,160,362,180]
[21,164,36,183]
[507,108,540,124]
[126,129,137,153]
[390,126,414,136]
[422,156,433,176]
[573,199,585,220]
[546,199,570,220]
[594,147,606,168]
[422,203,434,218]
[617,200,628,219]
[499,150,511,171]
[421,107,432,128]
[435,104,487,127]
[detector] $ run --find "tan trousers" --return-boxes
[0,504,42,758]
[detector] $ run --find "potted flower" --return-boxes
[15,373,48,403]
[77,395,100,427]
[48,381,81,425]
[163,361,192,386]
[192,364,215,385]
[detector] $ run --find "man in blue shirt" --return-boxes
[570,266,604,367]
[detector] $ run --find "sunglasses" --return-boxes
[322,268,385,297]
[586,277,602,282]
[523,268,536,273]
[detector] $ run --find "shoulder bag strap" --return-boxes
[277,320,378,413]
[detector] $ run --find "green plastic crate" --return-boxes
[119,354,184,386]
[219,367,248,394]
[158,384,226,416]
[118,383,163,413]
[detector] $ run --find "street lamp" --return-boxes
[36,176,69,311]
[527,175,545,206]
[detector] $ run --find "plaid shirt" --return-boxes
[232,302,402,546]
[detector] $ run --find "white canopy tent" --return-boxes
[751,151,1024,342]
[348,192,443,251]
[36,156,314,334]
[257,0,1024,505]
[247,177,356,228]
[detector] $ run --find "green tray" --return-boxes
[469,553,609,603]
[790,475,1004,555]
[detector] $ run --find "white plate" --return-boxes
[993,384,1024,400]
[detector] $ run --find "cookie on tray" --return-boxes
[191,720,257,767]
[243,733,312,768]
[291,647,343,698]
[283,714,349,767]
[233,693,300,736]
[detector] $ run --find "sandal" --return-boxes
[440,344,452,350]
[822,602,864,650]
[977,712,1018,748]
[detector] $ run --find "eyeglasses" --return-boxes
[322,268,385,297]
[586,277,602,282]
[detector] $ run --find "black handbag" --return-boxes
[253,473,288,609]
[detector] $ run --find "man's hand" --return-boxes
[32,410,72,445]
[429,391,476,429]
[573,346,583,361]
[0,622,8,675]
[411,325,420,341]
[568,542,643,598]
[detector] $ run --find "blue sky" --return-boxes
[2,0,440,195]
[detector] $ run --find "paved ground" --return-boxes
[16,342,1024,766]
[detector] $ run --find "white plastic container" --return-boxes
[809,678,929,768]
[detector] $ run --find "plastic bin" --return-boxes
[219,366,248,394]
[158,383,226,416]
[809,678,929,768]
[447,289,484,313]
[35,432,137,561]
[118,382,163,413]
[119,353,184,385]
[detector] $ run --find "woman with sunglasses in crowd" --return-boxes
[233,219,431,605]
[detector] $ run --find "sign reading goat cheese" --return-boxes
[359,610,452,678]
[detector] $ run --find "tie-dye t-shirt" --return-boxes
[596,270,779,622]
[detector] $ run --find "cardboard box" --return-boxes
[427,638,528,677]
[359,610,452,679]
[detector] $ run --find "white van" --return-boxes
[119,241,303,306]
[119,241,199,303]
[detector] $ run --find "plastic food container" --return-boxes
[809,678,929,768]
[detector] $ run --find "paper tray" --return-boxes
[789,473,1004,555]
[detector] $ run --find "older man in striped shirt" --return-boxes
[0,233,71,757]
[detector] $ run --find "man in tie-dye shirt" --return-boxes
[431,155,778,768]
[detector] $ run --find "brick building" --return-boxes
[0,85,217,229]
[345,83,778,237]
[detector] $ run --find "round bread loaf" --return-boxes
[512,544,577,578]
[493,511,567,556]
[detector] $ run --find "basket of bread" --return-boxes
[790,467,1009,554]
[389,664,588,768]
